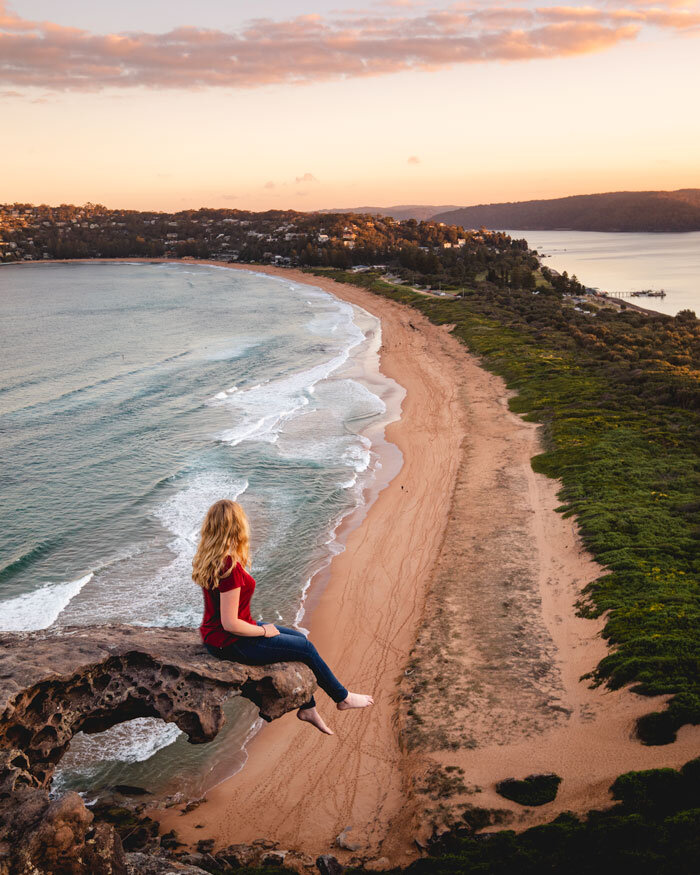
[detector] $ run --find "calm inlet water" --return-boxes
[504,230,700,317]
[0,262,402,798]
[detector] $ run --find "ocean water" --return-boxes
[0,262,403,798]
[505,229,700,317]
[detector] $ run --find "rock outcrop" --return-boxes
[0,624,316,875]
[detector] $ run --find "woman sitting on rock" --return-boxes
[193,498,374,735]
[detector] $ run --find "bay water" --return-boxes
[506,229,700,317]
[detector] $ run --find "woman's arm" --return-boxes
[220,587,277,637]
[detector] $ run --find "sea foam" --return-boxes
[143,473,249,627]
[64,716,181,768]
[51,473,251,772]
[208,282,369,452]
[0,573,93,631]
[212,348,363,450]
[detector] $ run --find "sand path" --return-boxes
[397,357,700,842]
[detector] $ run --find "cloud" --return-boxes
[0,0,697,93]
[264,180,276,189]
[408,155,420,164]
[295,173,318,183]
[221,193,239,200]
[604,0,696,6]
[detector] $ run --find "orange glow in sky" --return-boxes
[1,0,699,211]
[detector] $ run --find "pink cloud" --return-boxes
[0,0,696,93]
[408,155,421,164]
[295,173,318,183]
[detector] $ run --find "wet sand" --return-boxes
[150,262,469,862]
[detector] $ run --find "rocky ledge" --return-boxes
[0,624,316,875]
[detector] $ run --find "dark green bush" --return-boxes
[495,774,562,806]
[394,759,700,875]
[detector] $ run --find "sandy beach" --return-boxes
[24,259,700,865]
[148,261,468,862]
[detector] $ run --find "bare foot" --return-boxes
[337,691,374,711]
[297,706,334,735]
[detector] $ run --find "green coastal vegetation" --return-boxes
[305,266,700,746]
[398,757,700,875]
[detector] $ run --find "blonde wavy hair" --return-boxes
[192,499,250,590]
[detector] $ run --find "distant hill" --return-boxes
[318,204,461,221]
[431,190,700,232]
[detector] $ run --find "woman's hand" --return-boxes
[262,623,280,637]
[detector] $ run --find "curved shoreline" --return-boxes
[12,259,700,866]
[1,258,407,801]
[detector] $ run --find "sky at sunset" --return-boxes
[2,0,699,212]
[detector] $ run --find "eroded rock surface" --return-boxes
[0,624,316,875]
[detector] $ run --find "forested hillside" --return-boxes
[433,190,700,232]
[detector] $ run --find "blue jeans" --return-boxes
[204,622,348,710]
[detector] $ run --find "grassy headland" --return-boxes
[396,757,700,875]
[305,267,700,746]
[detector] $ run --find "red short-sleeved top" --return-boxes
[199,555,257,647]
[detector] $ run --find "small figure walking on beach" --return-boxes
[193,499,374,735]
